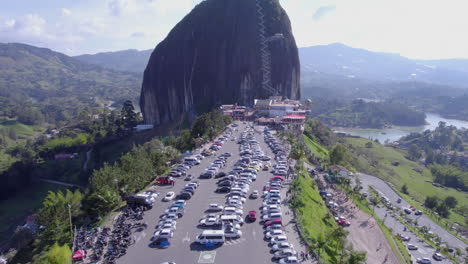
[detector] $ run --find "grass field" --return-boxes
[293,167,340,263]
[303,135,329,159]
[0,183,66,243]
[345,137,467,231]
[0,120,38,140]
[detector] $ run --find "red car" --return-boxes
[155,176,175,185]
[270,176,285,181]
[337,219,351,227]
[247,210,257,222]
[264,218,283,226]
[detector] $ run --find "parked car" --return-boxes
[207,203,224,212]
[278,256,299,263]
[273,249,297,260]
[272,242,294,252]
[177,192,192,200]
[215,186,231,193]
[151,229,174,240]
[163,192,175,202]
[185,174,193,181]
[415,210,423,216]
[224,228,242,238]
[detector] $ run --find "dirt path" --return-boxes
[305,163,400,264]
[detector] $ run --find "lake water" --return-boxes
[334,113,468,143]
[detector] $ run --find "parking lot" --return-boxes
[117,122,303,264]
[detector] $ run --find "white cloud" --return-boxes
[312,5,336,21]
[1,0,467,58]
[61,8,72,16]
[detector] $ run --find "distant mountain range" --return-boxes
[0,43,142,124]
[74,43,468,88]
[300,43,468,88]
[75,49,152,73]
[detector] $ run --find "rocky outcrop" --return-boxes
[140,0,300,126]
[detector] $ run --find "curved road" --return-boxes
[357,173,466,258]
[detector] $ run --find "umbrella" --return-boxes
[72,250,85,260]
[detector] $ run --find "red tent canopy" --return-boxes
[72,250,86,260]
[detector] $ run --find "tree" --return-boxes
[365,142,373,148]
[120,100,137,129]
[347,251,367,264]
[436,203,450,218]
[329,144,347,165]
[408,144,422,161]
[40,242,72,264]
[444,196,457,209]
[401,184,409,195]
[424,196,439,210]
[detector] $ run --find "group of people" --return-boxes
[299,251,310,261]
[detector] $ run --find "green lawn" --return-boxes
[303,134,329,159]
[0,183,66,242]
[293,167,340,263]
[345,137,467,232]
[0,119,39,140]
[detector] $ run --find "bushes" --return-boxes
[84,138,180,218]
[38,242,71,264]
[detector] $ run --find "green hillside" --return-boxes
[345,137,467,225]
[0,43,142,126]
[303,134,329,159]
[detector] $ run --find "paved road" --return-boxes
[357,173,463,262]
[118,122,298,264]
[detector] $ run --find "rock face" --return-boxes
[140,0,300,126]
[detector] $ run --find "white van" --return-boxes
[184,157,200,165]
[195,230,225,245]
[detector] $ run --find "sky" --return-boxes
[1,0,467,59]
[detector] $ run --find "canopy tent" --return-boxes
[72,250,86,260]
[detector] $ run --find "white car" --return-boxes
[266,224,283,232]
[265,229,284,240]
[157,223,176,231]
[272,242,294,252]
[273,249,297,260]
[160,213,178,220]
[224,228,242,238]
[224,207,243,216]
[207,203,224,212]
[157,220,176,229]
[199,218,222,227]
[262,212,282,221]
[163,192,175,202]
[279,256,299,264]
[151,229,173,240]
[270,235,288,245]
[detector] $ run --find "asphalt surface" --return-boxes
[117,122,300,264]
[357,173,463,263]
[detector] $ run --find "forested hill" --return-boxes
[311,99,427,128]
[74,49,152,73]
[0,43,142,125]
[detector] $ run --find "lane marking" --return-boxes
[182,232,190,243]
[253,229,257,240]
